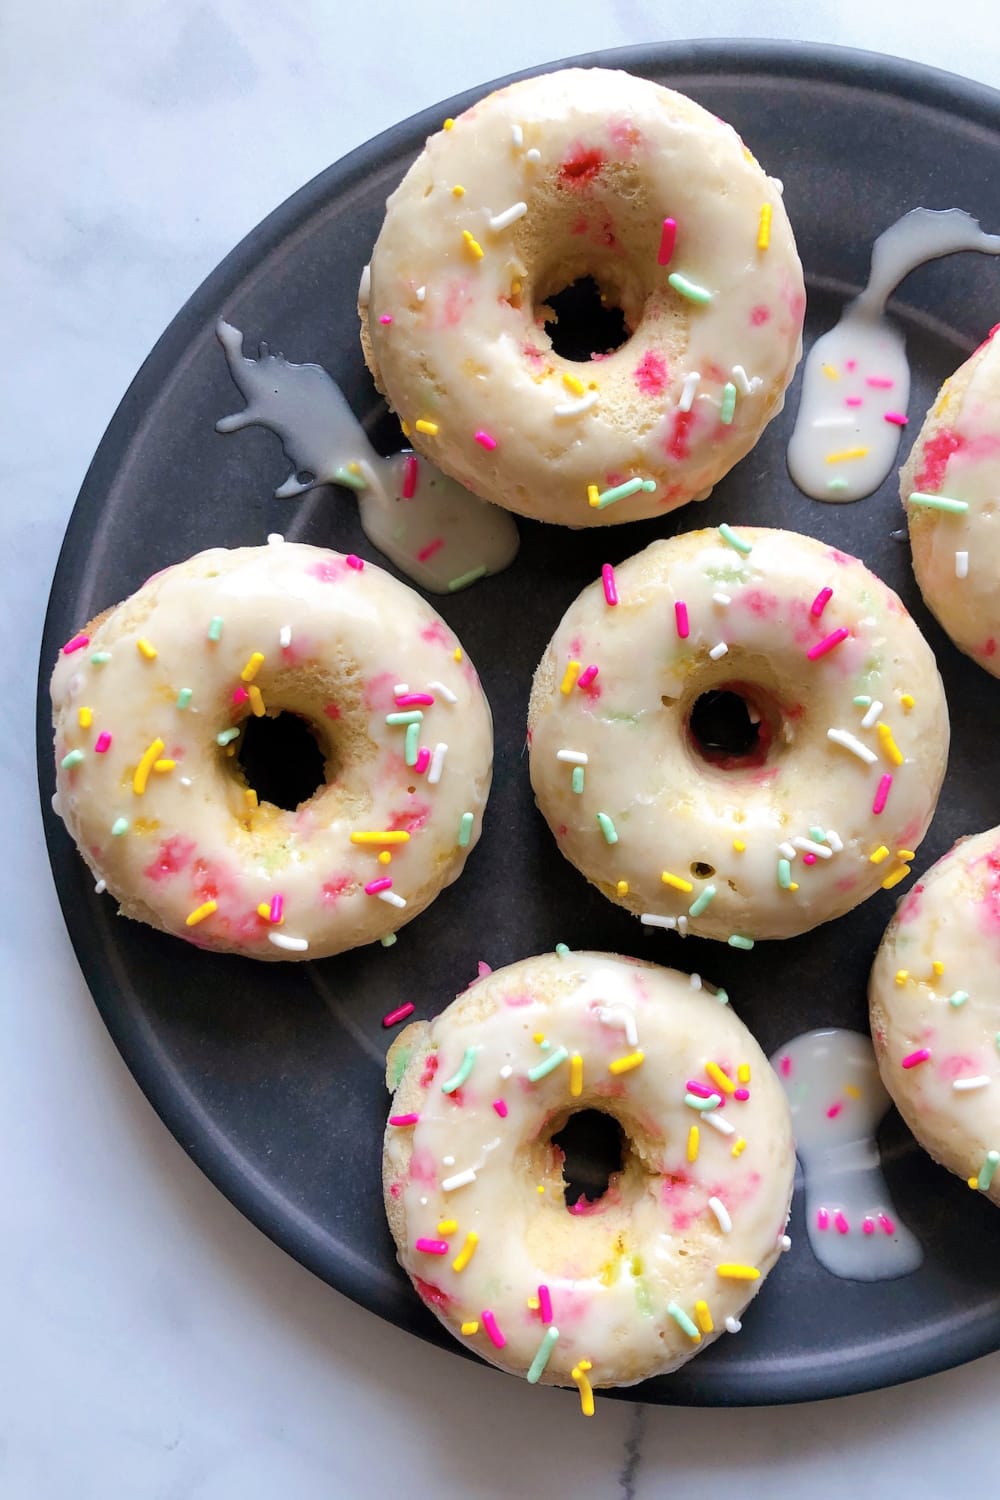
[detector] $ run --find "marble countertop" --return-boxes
[7,3,1000,1495]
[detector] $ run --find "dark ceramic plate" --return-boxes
[37,40,1000,1404]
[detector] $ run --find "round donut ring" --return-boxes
[50,543,493,960]
[361,67,805,527]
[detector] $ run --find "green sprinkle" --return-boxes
[176,687,193,710]
[90,651,112,665]
[528,1045,569,1083]
[381,933,398,948]
[995,1032,1000,1053]
[827,477,850,493]
[908,492,969,514]
[441,1045,478,1095]
[668,272,713,305]
[571,765,585,794]
[526,1326,560,1384]
[728,934,755,951]
[207,616,224,642]
[714,988,729,1005]
[386,710,424,725]
[217,727,240,746]
[61,749,85,769]
[596,811,618,845]
[111,817,129,837]
[778,858,793,889]
[389,1043,412,1089]
[949,990,969,1008]
[333,465,367,491]
[540,1039,551,1051]
[809,827,828,843]
[718,523,752,555]
[404,721,420,766]
[688,884,716,917]
[555,943,571,958]
[853,695,872,707]
[685,1091,721,1111]
[720,382,737,424]
[448,564,488,592]
[595,476,657,510]
[666,1301,701,1340]
[457,811,474,847]
[977,1150,1000,1192]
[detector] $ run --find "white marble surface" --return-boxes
[7,3,1000,1494]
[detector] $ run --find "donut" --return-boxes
[360,67,804,527]
[869,827,1000,1205]
[49,542,493,960]
[383,951,794,1395]
[527,526,949,945]
[902,325,1000,675]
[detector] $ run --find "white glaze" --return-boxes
[383,952,794,1389]
[50,543,493,959]
[788,209,1000,502]
[527,527,949,944]
[773,1029,922,1280]
[362,68,804,527]
[216,322,519,593]
[869,826,1000,1205]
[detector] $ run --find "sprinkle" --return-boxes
[616,880,629,896]
[908,492,969,514]
[901,1048,931,1069]
[954,1076,991,1092]
[526,1326,560,1384]
[827,477,850,493]
[661,870,695,895]
[207,616,223,642]
[667,1301,701,1342]
[572,766,585,794]
[474,429,497,450]
[460,1321,479,1336]
[827,728,878,764]
[608,1050,644,1075]
[94,732,111,754]
[705,1062,736,1096]
[401,454,419,499]
[719,382,737,424]
[389,1112,419,1128]
[528,1046,569,1083]
[601,564,618,605]
[481,1310,505,1348]
[216,727,240,746]
[877,723,904,766]
[185,900,218,927]
[136,638,157,660]
[727,934,754,950]
[60,749,85,769]
[382,1003,415,1028]
[413,747,430,776]
[688,885,716,918]
[247,685,265,717]
[111,817,129,836]
[594,476,656,510]
[729,1133,745,1152]
[448,564,487,591]
[62,633,89,654]
[826,829,844,852]
[403,722,420,766]
[900,694,915,712]
[757,202,772,250]
[708,1196,733,1233]
[345,553,364,571]
[731,364,753,396]
[704,1111,735,1137]
[587,483,600,508]
[556,749,588,765]
[90,651,111,665]
[537,1285,553,1324]
[415,1238,449,1256]
[976,1151,1000,1192]
[365,877,393,896]
[822,363,839,381]
[956,550,970,579]
[871,774,893,816]
[488,201,527,231]
[378,889,407,909]
[560,660,581,694]
[568,1052,584,1099]
[949,991,969,1008]
[415,418,439,437]
[678,371,701,411]
[685,1091,723,1112]
[792,836,832,860]
[811,587,833,618]
[708,642,729,660]
[668,272,713,304]
[718,523,751,555]
[442,1046,477,1095]
[442,117,454,130]
[563,373,586,396]
[725,1316,742,1334]
[571,1360,595,1417]
[675,601,690,639]
[334,465,366,491]
[895,969,909,986]
[461,231,484,260]
[596,812,618,845]
[808,628,850,661]
[351,831,411,845]
[268,932,308,952]
[554,390,599,417]
[657,216,677,266]
[133,737,166,795]
[825,447,870,464]
[884,411,908,426]
[577,665,599,690]
[451,1230,479,1272]
[153,759,176,774]
[687,1126,700,1162]
[640,913,676,929]
[860,699,884,730]
[717,1263,760,1281]
[882,864,911,890]
[778,858,793,889]
[77,706,93,730]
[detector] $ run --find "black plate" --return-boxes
[36,40,1000,1405]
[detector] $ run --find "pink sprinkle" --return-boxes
[807,627,850,661]
[538,1285,553,1323]
[779,1055,791,1077]
[232,685,249,705]
[845,396,863,407]
[816,1208,829,1231]
[492,1098,508,1118]
[901,1048,931,1069]
[62,633,89,654]
[657,216,677,266]
[884,411,908,426]
[866,376,894,389]
[834,1211,850,1235]
[395,692,435,706]
[383,1002,415,1028]
[826,1101,843,1119]
[577,664,599,690]
[686,1080,716,1098]
[477,961,492,977]
[675,601,690,639]
[734,1087,750,1102]
[810,587,833,618]
[862,1217,875,1236]
[417,538,444,562]
[878,1212,896,1235]
[94,732,112,754]
[415,1238,449,1255]
[803,852,817,866]
[846,359,857,372]
[414,747,431,775]
[474,430,497,450]
[379,314,393,325]
[269,893,284,924]
[389,1112,419,1126]
[402,454,418,499]
[872,773,892,815]
[365,877,393,895]
[482,1310,506,1349]
[346,554,364,570]
[602,563,618,606]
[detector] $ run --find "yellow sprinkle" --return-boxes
[572,1360,595,1417]
[562,373,585,396]
[616,880,629,897]
[453,646,463,662]
[452,1230,479,1273]
[443,118,455,131]
[527,1295,540,1310]
[756,202,772,251]
[256,903,271,920]
[415,418,439,436]
[895,969,909,986]
[732,838,746,853]
[78,706,93,729]
[877,722,904,766]
[437,1219,458,1235]
[570,1052,583,1098]
[822,363,840,381]
[661,870,694,894]
[451,184,465,197]
[185,899,218,927]
[377,850,392,866]
[731,1137,746,1158]
[152,759,175,773]
[532,1032,546,1044]
[247,684,266,717]
[136,638,157,660]
[900,693,915,711]
[350,831,411,845]
[244,788,258,809]
[844,1084,861,1099]
[968,1178,980,1191]
[537,1184,545,1194]
[695,1299,714,1334]
[560,660,581,694]
[240,651,265,682]
[132,737,165,796]
[587,483,601,508]
[687,1126,700,1163]
[882,864,911,891]
[706,1061,736,1095]
[400,420,411,437]
[932,960,945,977]
[788,882,799,892]
[896,849,915,862]
[460,1321,479,1336]
[737,1063,751,1085]
[609,1050,644,1075]
[462,229,484,260]
[825,446,870,464]
[347,461,362,474]
[869,845,890,865]
[511,279,522,297]
[717,1263,760,1281]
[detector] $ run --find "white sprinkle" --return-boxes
[707,1196,732,1233]
[279,625,292,648]
[712,593,732,610]
[553,390,599,418]
[393,683,410,696]
[703,1110,735,1136]
[442,1167,477,1192]
[640,913,676,929]
[428,679,458,704]
[415,285,426,302]
[709,642,729,660]
[825,829,844,853]
[827,728,878,764]
[792,836,833,860]
[428,742,448,785]
[956,550,969,579]
[596,1004,638,1049]
[725,1315,743,1334]
[378,889,407,909]
[779,1234,792,1251]
[690,973,702,990]
[525,148,541,164]
[442,1155,455,1167]
[419,1196,428,1206]
[489,200,528,232]
[51,791,62,817]
[268,932,309,952]
[358,263,371,307]
[179,777,192,787]
[731,364,753,396]
[678,371,701,412]
[953,1076,991,1092]
[499,1064,513,1080]
[812,415,855,430]
[677,916,689,936]
[778,841,797,861]
[556,749,588,765]
[267,532,284,545]
[94,878,107,895]
[860,699,884,730]
[511,123,523,148]
[773,177,784,194]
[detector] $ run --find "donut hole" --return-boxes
[234,711,328,810]
[550,1109,627,1208]
[687,682,781,771]
[541,276,630,362]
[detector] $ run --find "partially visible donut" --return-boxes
[50,543,493,959]
[360,67,804,527]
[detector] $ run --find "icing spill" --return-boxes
[215,321,519,593]
[773,1028,922,1280]
[788,209,1000,502]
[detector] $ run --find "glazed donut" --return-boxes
[50,543,493,960]
[902,325,1000,675]
[360,67,804,527]
[869,827,1000,1206]
[527,527,949,945]
[383,951,794,1394]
